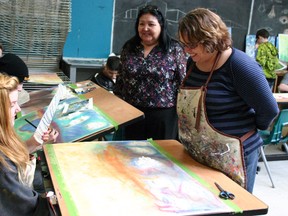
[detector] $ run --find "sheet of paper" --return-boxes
[33,84,66,144]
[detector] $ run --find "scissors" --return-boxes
[214,182,235,200]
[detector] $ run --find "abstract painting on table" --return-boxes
[44,140,241,216]
[14,97,114,143]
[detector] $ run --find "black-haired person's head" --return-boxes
[255,28,270,45]
[103,56,120,82]
[106,56,120,71]
[0,53,29,85]
[256,29,270,40]
[126,5,171,53]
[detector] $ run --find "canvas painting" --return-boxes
[14,97,114,143]
[20,88,56,116]
[28,72,64,85]
[44,140,241,216]
[245,34,276,59]
[278,34,288,63]
[245,35,257,59]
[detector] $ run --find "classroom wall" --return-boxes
[250,0,288,36]
[63,0,114,58]
[63,0,288,58]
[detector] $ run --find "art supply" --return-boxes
[214,182,235,200]
[25,119,37,129]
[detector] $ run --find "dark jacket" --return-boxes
[0,154,50,216]
[91,72,115,92]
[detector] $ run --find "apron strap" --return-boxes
[195,86,204,130]
[239,129,256,142]
[204,52,221,86]
[195,52,221,131]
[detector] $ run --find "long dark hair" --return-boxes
[123,5,172,54]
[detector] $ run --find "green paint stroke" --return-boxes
[93,105,118,130]
[16,111,22,118]
[45,144,79,216]
[148,139,243,214]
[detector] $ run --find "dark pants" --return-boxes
[33,150,45,194]
[266,78,275,91]
[124,106,178,140]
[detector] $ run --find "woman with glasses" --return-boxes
[114,5,187,140]
[177,8,278,193]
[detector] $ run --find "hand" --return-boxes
[42,128,59,143]
[27,128,60,153]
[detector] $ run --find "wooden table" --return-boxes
[83,82,143,129]
[19,81,144,141]
[274,69,288,93]
[43,140,268,216]
[159,140,268,215]
[273,93,288,103]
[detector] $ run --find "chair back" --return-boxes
[269,109,288,144]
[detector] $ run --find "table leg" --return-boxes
[69,66,77,83]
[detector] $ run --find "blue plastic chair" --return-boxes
[259,109,288,188]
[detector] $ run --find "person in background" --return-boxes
[278,72,288,92]
[114,5,187,140]
[0,43,30,105]
[0,74,58,215]
[255,29,279,90]
[91,55,120,92]
[277,72,288,110]
[177,8,278,193]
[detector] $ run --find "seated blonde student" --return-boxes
[0,74,58,215]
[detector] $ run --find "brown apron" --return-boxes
[177,54,253,188]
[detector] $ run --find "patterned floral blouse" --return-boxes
[114,40,187,108]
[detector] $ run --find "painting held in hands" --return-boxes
[14,96,113,143]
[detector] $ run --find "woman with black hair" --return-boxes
[114,5,187,140]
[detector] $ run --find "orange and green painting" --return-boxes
[45,140,240,216]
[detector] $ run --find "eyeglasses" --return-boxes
[179,41,199,50]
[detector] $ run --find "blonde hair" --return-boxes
[178,8,232,53]
[0,74,29,171]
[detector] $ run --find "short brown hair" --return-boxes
[178,8,232,53]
